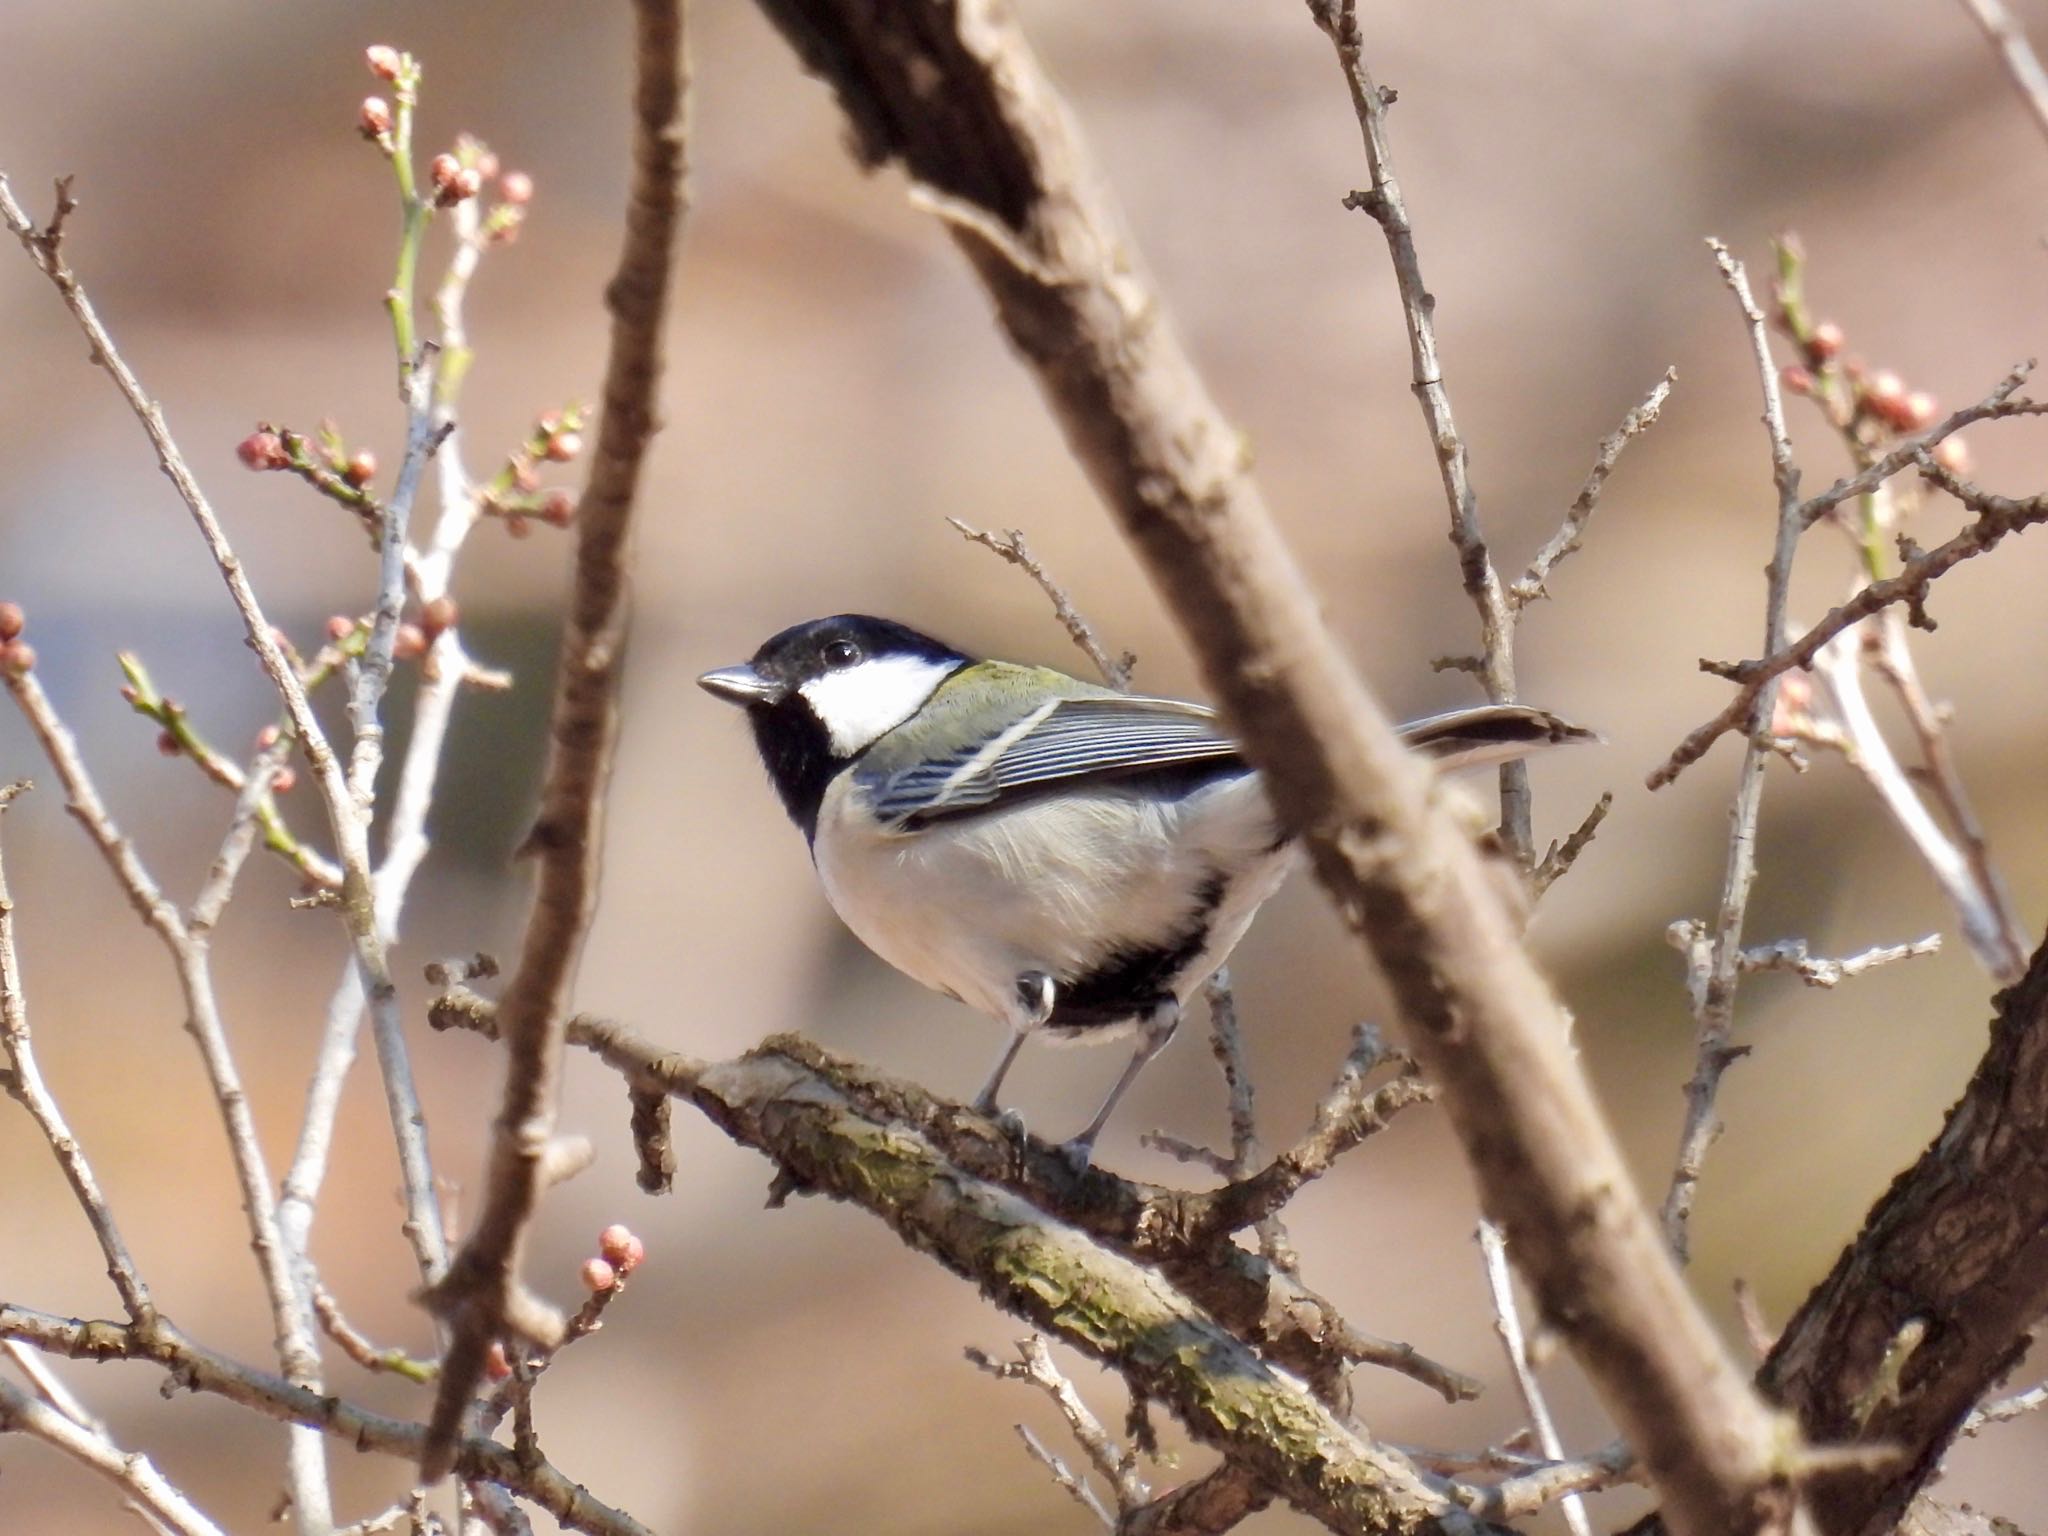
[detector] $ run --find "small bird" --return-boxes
[700,614,1591,1161]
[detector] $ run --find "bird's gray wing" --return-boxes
[864,694,1244,825]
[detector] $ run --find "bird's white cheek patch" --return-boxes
[800,656,957,756]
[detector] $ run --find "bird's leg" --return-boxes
[1063,997,1182,1168]
[973,970,1055,1113]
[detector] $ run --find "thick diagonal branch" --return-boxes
[748,4,1791,1533]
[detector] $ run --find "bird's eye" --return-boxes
[823,638,860,669]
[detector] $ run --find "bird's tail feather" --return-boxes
[1397,704,1598,774]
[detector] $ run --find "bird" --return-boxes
[699,613,1592,1162]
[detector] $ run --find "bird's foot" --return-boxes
[1056,1134,1097,1173]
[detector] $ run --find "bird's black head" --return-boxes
[699,614,969,838]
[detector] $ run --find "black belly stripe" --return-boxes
[1047,872,1228,1030]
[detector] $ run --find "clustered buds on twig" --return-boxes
[1770,233,1971,478]
[420,595,460,640]
[1,602,33,677]
[430,152,483,208]
[237,430,290,471]
[580,1223,647,1294]
[598,1223,646,1274]
[476,406,585,535]
[1769,670,1815,740]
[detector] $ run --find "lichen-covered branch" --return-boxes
[429,997,1468,1536]
[430,992,1474,1412]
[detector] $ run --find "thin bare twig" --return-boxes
[969,1335,1147,1523]
[1311,0,1531,860]
[312,1285,435,1383]
[1660,241,1805,1266]
[1649,411,2048,793]
[948,519,1134,690]
[1736,933,1942,989]
[1811,620,2028,982]
[0,1376,224,1536]
[1957,0,2048,145]
[1530,792,1614,898]
[0,1304,648,1536]
[1466,1441,1639,1523]
[1513,369,1678,609]
[419,0,689,1479]
[1477,1223,1593,1536]
[0,170,451,1303]
[1866,615,2029,979]
[1014,1424,1117,1529]
[0,781,153,1322]
[279,111,516,1353]
[1180,1025,1436,1241]
[1,669,335,1531]
[4,1337,106,1436]
[1796,363,2036,529]
[1959,1381,2048,1437]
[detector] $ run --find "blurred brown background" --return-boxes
[5,1,2048,1531]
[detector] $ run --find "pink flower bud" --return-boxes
[1808,321,1844,362]
[0,602,21,643]
[1780,364,1814,397]
[499,171,533,205]
[392,623,428,661]
[505,514,532,540]
[1933,436,1972,476]
[420,596,459,636]
[0,642,35,678]
[325,615,356,643]
[1902,391,1938,431]
[255,724,281,751]
[271,766,298,795]
[344,450,378,487]
[157,730,181,757]
[430,155,481,207]
[484,1341,513,1382]
[580,1257,617,1293]
[540,490,575,528]
[542,431,582,463]
[237,431,290,471]
[366,45,403,82]
[359,97,394,139]
[598,1225,645,1274]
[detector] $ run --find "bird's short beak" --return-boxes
[698,664,786,706]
